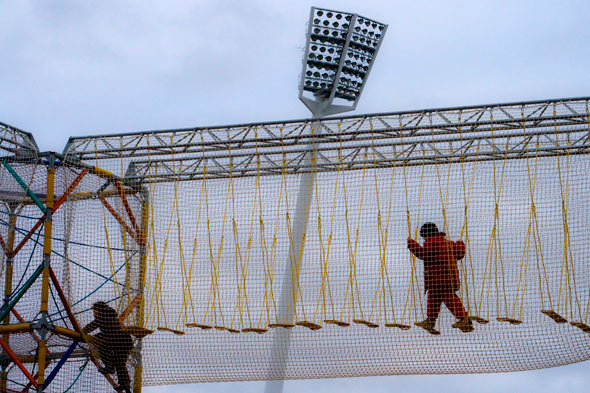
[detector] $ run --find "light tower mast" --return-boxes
[265,7,387,393]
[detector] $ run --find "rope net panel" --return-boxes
[1,97,590,390]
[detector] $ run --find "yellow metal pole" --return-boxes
[37,155,55,390]
[133,189,149,393]
[1,206,17,392]
[0,323,32,335]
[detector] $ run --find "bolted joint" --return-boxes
[31,315,53,341]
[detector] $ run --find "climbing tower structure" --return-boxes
[0,121,147,392]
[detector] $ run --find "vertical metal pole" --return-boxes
[264,109,325,393]
[133,187,149,393]
[0,205,17,392]
[37,154,55,391]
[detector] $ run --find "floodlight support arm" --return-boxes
[299,96,355,116]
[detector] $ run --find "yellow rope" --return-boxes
[478,111,509,319]
[284,213,299,322]
[399,117,425,324]
[553,106,582,320]
[100,197,123,307]
[200,131,230,328]
[274,127,296,326]
[337,126,369,323]
[511,111,537,321]
[313,130,339,323]
[458,114,479,317]
[170,144,193,331]
[368,120,397,324]
[430,114,451,234]
[265,129,287,324]
[173,175,189,330]
[150,162,178,330]
[144,140,159,329]
[208,171,231,328]
[237,157,258,329]
[529,125,553,314]
[282,122,315,324]
[352,149,369,320]
[231,219,245,328]
[290,124,318,325]
[254,129,277,329]
[186,162,206,325]
[430,113,468,320]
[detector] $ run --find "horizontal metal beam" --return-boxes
[63,95,590,142]
[62,97,590,182]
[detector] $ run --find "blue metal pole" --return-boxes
[42,340,79,388]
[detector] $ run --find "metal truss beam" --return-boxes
[63,97,590,183]
[0,122,39,158]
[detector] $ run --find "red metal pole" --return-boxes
[119,294,141,323]
[0,233,8,255]
[99,197,142,245]
[115,181,142,237]
[9,216,44,258]
[52,169,88,212]
[0,338,38,389]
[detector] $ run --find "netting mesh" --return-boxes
[1,98,590,390]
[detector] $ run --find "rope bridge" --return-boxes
[0,96,589,390]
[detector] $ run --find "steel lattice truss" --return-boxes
[0,122,39,158]
[63,97,590,182]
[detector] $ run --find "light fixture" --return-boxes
[298,6,387,116]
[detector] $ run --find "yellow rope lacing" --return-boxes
[313,124,339,324]
[458,112,480,318]
[367,119,398,325]
[478,110,509,321]
[338,124,369,323]
[201,132,230,328]
[400,115,424,325]
[554,104,583,321]
[186,154,206,326]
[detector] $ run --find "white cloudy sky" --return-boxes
[1,1,589,392]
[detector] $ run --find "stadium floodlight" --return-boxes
[299,6,387,116]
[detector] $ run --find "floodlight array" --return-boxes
[300,7,387,109]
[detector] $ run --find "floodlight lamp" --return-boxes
[298,6,387,116]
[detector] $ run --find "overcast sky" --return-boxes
[1,1,589,392]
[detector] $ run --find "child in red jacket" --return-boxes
[407,222,473,334]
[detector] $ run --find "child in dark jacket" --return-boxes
[84,302,134,393]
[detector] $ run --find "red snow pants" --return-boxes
[426,289,467,320]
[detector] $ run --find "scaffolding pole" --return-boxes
[36,153,55,390]
[0,205,17,392]
[133,187,150,393]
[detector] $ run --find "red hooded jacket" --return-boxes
[407,233,465,292]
